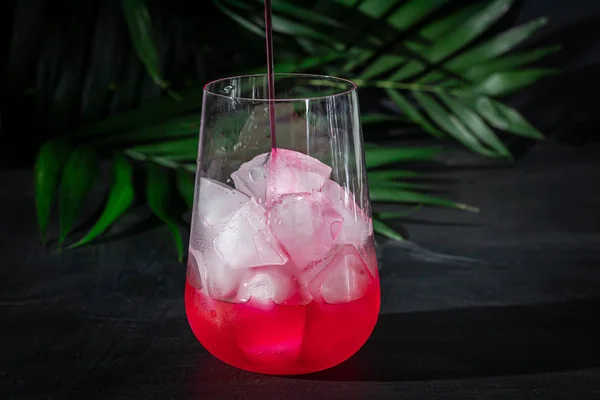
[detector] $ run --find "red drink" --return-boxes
[191,71,376,374]
[185,254,379,375]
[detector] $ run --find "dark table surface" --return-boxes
[1,140,600,399]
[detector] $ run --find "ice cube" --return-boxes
[268,192,342,269]
[213,198,287,270]
[307,245,372,304]
[230,152,269,203]
[266,148,332,205]
[359,238,379,277]
[236,298,307,366]
[321,180,372,248]
[198,177,249,226]
[190,216,247,301]
[237,265,308,305]
[187,249,206,290]
[199,242,246,301]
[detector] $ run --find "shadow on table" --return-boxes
[299,299,600,382]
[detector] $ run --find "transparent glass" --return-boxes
[185,73,380,375]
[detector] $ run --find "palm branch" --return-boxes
[30,0,557,259]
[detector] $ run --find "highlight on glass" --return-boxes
[185,73,380,375]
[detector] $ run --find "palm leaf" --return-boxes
[34,141,72,243]
[219,0,555,158]
[30,0,559,250]
[466,69,558,97]
[372,218,404,241]
[58,147,100,245]
[69,154,135,249]
[121,0,170,93]
[475,96,543,139]
[176,168,195,209]
[365,146,443,168]
[369,187,477,212]
[146,164,184,262]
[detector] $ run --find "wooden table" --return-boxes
[1,140,599,399]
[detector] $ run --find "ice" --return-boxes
[237,265,309,305]
[359,239,379,277]
[213,198,287,270]
[230,153,269,203]
[199,242,246,301]
[231,149,332,206]
[307,245,372,304]
[268,192,342,269]
[321,180,372,248]
[266,148,332,205]
[195,196,287,301]
[187,249,206,290]
[236,297,307,366]
[198,177,249,226]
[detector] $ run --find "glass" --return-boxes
[185,73,380,375]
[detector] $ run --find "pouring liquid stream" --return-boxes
[264,0,277,152]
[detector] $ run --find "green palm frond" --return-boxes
[217,0,557,154]
[29,0,558,255]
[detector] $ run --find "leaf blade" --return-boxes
[389,0,514,82]
[121,0,168,90]
[176,168,195,209]
[130,137,199,155]
[377,205,423,219]
[215,0,266,36]
[448,17,549,72]
[385,89,444,138]
[365,146,442,169]
[462,46,561,82]
[370,187,478,212]
[90,114,201,146]
[467,69,558,96]
[439,93,511,157]
[368,170,421,181]
[266,0,342,27]
[413,92,497,157]
[476,97,543,139]
[69,154,135,249]
[59,147,100,245]
[147,164,184,262]
[34,141,72,243]
[426,0,515,63]
[72,87,204,138]
[372,218,404,241]
[361,113,408,125]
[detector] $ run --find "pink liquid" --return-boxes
[185,269,380,375]
[185,2,379,375]
[264,0,277,149]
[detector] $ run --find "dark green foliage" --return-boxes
[18,0,557,255]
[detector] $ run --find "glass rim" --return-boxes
[203,73,357,102]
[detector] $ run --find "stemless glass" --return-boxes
[185,73,380,375]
